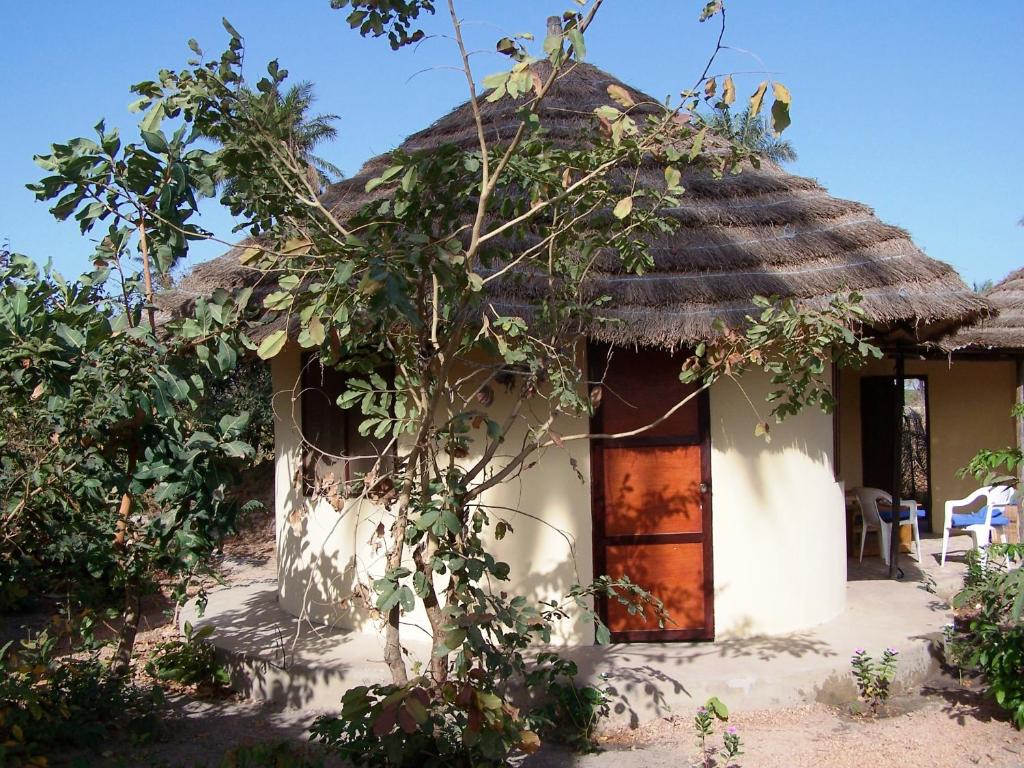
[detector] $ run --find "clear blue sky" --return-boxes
[2,1,1021,287]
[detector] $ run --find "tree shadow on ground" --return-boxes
[57,693,333,768]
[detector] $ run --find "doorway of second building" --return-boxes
[860,375,933,532]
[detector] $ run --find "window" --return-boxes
[299,355,393,498]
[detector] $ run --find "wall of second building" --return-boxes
[837,357,1018,524]
[272,346,847,644]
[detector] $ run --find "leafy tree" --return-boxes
[702,106,798,163]
[0,250,255,674]
[207,80,343,202]
[22,1,880,761]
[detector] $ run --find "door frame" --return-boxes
[587,344,715,642]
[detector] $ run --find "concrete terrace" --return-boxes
[185,536,970,727]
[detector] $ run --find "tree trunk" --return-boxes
[111,442,139,677]
[414,539,449,683]
[383,510,410,685]
[110,578,141,677]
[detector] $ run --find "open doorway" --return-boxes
[860,376,933,532]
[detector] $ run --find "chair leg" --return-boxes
[971,527,991,569]
[941,527,950,567]
[859,521,868,563]
[879,524,891,566]
[911,518,922,563]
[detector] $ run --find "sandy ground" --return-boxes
[531,684,1024,768]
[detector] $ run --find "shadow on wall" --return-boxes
[711,385,832,522]
[277,502,379,631]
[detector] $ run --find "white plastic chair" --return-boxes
[853,487,923,565]
[940,485,1014,567]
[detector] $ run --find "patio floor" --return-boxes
[185,535,973,726]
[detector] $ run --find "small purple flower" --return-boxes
[727,726,738,734]
[886,647,898,654]
[853,648,865,655]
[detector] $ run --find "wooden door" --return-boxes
[589,345,714,642]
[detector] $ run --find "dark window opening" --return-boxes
[300,355,393,499]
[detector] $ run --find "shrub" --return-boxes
[145,620,230,690]
[218,741,325,767]
[311,581,656,767]
[0,630,161,766]
[950,543,1024,728]
[311,678,537,768]
[850,647,899,712]
[526,677,609,753]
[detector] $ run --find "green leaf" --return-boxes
[221,17,242,40]
[139,103,164,134]
[222,440,252,459]
[263,292,292,311]
[612,196,633,219]
[219,411,250,437]
[141,130,169,154]
[664,166,682,190]
[689,128,706,162]
[256,329,287,360]
[567,28,586,60]
[441,627,467,654]
[55,323,86,348]
[706,696,729,720]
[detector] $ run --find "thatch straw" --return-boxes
[158,61,988,347]
[939,268,1024,353]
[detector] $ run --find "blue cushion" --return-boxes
[951,506,1010,528]
[878,506,927,523]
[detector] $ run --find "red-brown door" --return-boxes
[589,344,714,642]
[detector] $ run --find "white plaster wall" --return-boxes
[271,345,594,643]
[273,346,845,644]
[710,370,846,637]
[273,345,396,631]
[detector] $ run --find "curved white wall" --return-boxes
[709,371,846,637]
[273,346,845,644]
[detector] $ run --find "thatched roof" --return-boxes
[159,61,988,348]
[939,268,1024,353]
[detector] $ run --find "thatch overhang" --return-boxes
[937,268,1024,355]
[158,62,988,349]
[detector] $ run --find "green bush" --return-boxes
[311,679,537,768]
[0,630,161,766]
[145,621,230,689]
[951,543,1024,728]
[525,676,609,753]
[218,741,325,767]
